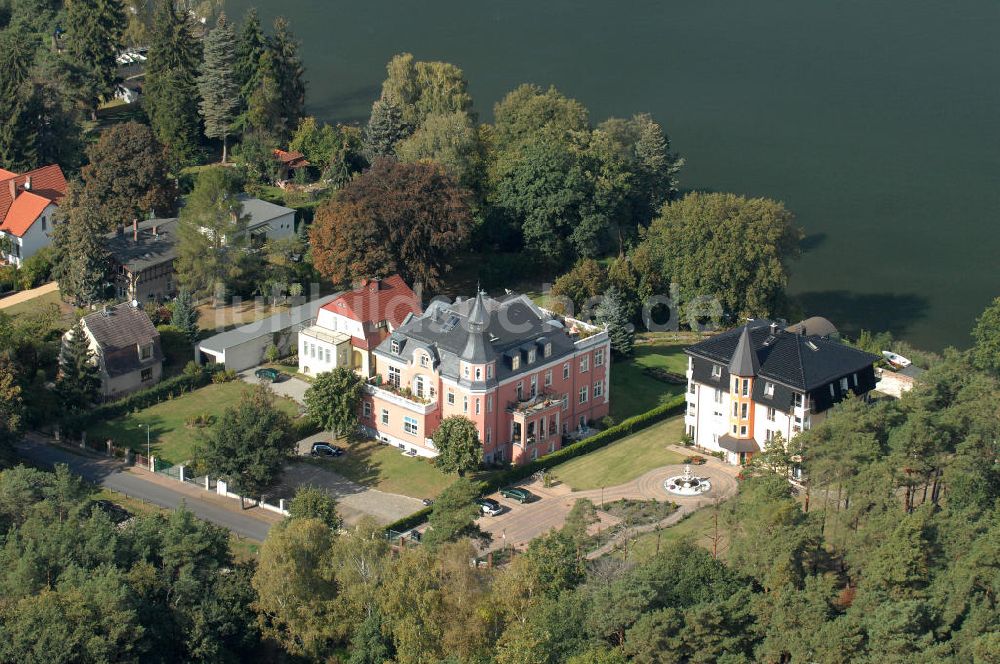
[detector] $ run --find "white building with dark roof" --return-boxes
[70,303,164,398]
[684,319,879,465]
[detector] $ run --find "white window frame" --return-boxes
[403,416,418,435]
[764,381,774,397]
[544,370,552,387]
[391,339,399,354]
[563,363,570,379]
[363,402,372,419]
[381,409,389,425]
[580,356,589,373]
[579,386,588,404]
[593,381,603,398]
[711,364,722,378]
[595,348,604,366]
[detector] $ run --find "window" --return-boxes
[740,403,748,419]
[767,407,776,422]
[528,348,536,364]
[464,365,470,378]
[689,381,696,394]
[562,394,569,410]
[764,381,775,397]
[579,386,589,404]
[487,395,493,412]
[794,393,803,408]
[415,376,425,399]
[563,363,570,379]
[596,348,606,366]
[512,356,520,371]
[711,364,722,378]
[544,370,552,387]
[742,379,749,396]
[310,343,316,358]
[840,377,849,391]
[714,388,723,404]
[485,428,492,444]
[593,381,603,398]
[41,217,46,231]
[765,429,774,442]
[141,367,153,381]
[404,417,418,435]
[486,364,494,379]
[463,396,468,413]
[475,398,481,415]
[387,366,401,387]
[420,354,428,367]
[302,340,307,356]
[544,343,552,358]
[447,391,455,405]
[580,356,589,373]
[829,383,835,397]
[139,343,153,360]
[391,339,399,354]
[381,409,389,425]
[530,375,537,397]
[516,382,523,400]
[325,348,331,363]
[363,402,372,419]
[733,402,739,417]
[475,367,482,380]
[740,425,747,436]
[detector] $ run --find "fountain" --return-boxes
[664,465,712,496]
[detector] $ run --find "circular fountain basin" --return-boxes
[664,465,712,496]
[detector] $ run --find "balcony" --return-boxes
[507,392,561,415]
[364,377,438,415]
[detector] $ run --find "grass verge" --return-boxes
[309,437,453,499]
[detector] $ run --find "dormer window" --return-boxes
[419,353,428,367]
[528,348,536,364]
[544,343,552,358]
[390,339,400,354]
[139,343,153,360]
[512,356,520,371]
[764,382,774,397]
[475,367,482,380]
[711,364,722,379]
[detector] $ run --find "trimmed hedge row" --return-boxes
[383,393,687,533]
[65,366,224,433]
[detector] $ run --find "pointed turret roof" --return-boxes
[728,325,759,376]
[460,290,493,363]
[468,290,487,329]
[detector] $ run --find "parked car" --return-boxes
[476,498,502,516]
[310,443,344,457]
[421,498,434,507]
[255,367,281,382]
[499,487,533,503]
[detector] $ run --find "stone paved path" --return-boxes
[478,447,739,557]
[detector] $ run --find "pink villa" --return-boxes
[360,290,611,465]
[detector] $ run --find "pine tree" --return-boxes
[235,8,266,113]
[362,95,408,161]
[144,0,202,164]
[244,50,284,139]
[171,288,199,343]
[64,0,126,118]
[269,16,305,136]
[197,13,239,162]
[51,189,110,307]
[596,286,635,357]
[57,320,102,412]
[634,114,683,216]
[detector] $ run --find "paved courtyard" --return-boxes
[240,368,309,405]
[475,450,740,556]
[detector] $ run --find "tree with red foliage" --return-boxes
[309,158,472,289]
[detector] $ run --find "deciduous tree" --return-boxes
[971,295,1000,375]
[310,159,472,289]
[432,416,482,476]
[381,53,473,129]
[287,485,341,530]
[396,110,483,191]
[422,477,489,549]
[304,367,362,438]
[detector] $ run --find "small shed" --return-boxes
[197,294,339,372]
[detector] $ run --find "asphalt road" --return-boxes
[15,435,275,541]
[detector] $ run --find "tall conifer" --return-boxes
[197,14,239,162]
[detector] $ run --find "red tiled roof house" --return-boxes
[297,275,422,379]
[0,165,68,266]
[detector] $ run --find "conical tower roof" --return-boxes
[468,290,487,329]
[728,325,759,377]
[460,290,493,364]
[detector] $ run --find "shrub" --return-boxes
[211,368,237,384]
[265,343,280,363]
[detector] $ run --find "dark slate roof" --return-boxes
[686,319,879,392]
[375,293,583,385]
[728,326,759,376]
[105,218,178,273]
[719,435,760,453]
[82,303,163,377]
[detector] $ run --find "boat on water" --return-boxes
[882,350,912,368]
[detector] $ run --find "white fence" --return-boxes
[146,456,290,516]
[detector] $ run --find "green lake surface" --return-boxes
[226,0,1000,350]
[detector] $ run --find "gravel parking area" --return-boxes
[240,368,309,405]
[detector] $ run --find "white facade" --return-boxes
[0,202,58,266]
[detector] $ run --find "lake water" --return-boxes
[226,0,1000,350]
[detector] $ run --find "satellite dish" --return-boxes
[131,299,139,308]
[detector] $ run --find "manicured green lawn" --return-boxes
[552,416,687,490]
[313,438,454,500]
[611,502,730,562]
[87,382,301,465]
[610,337,690,421]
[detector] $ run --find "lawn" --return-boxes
[86,381,301,465]
[311,437,453,500]
[552,416,687,490]
[610,335,692,421]
[610,501,730,563]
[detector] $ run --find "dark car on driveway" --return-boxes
[310,443,344,457]
[476,498,502,516]
[500,487,533,503]
[255,367,282,382]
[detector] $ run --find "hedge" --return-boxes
[383,393,687,533]
[64,365,224,433]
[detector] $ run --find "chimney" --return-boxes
[152,224,158,236]
[770,321,778,335]
[23,175,31,191]
[132,218,138,242]
[7,179,15,200]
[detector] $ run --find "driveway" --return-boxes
[240,368,309,405]
[476,450,740,555]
